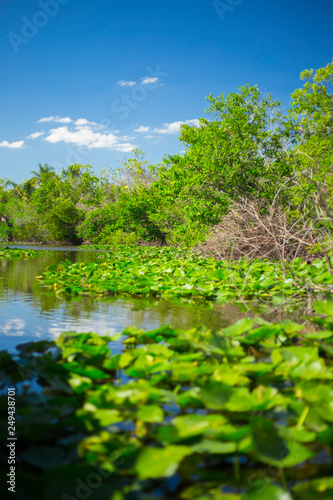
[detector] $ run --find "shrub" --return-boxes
[96,227,139,245]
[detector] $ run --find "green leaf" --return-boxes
[314,300,333,316]
[135,445,193,479]
[293,476,333,496]
[191,439,237,454]
[223,318,253,336]
[251,417,288,464]
[136,405,164,423]
[242,481,292,500]
[304,330,333,340]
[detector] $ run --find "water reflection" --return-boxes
[0,248,245,352]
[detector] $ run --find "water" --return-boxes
[0,246,244,353]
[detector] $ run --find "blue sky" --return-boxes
[1,0,332,183]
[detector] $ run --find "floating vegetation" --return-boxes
[1,300,333,498]
[38,246,333,310]
[0,247,54,260]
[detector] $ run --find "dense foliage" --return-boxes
[1,302,333,499]
[1,60,332,252]
[37,245,333,312]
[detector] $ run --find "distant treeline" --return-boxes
[1,60,332,261]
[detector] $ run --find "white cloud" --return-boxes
[0,140,25,149]
[0,318,26,336]
[121,135,135,140]
[118,80,137,87]
[118,76,160,87]
[144,135,157,139]
[135,126,150,133]
[38,116,72,124]
[154,119,200,134]
[26,131,44,139]
[44,126,135,151]
[141,77,159,85]
[75,118,101,128]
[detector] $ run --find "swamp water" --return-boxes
[1,246,332,500]
[0,245,245,352]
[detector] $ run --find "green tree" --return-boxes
[0,181,14,241]
[78,153,165,244]
[30,163,55,185]
[147,86,291,246]
[288,59,333,229]
[30,164,100,243]
[166,86,289,201]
